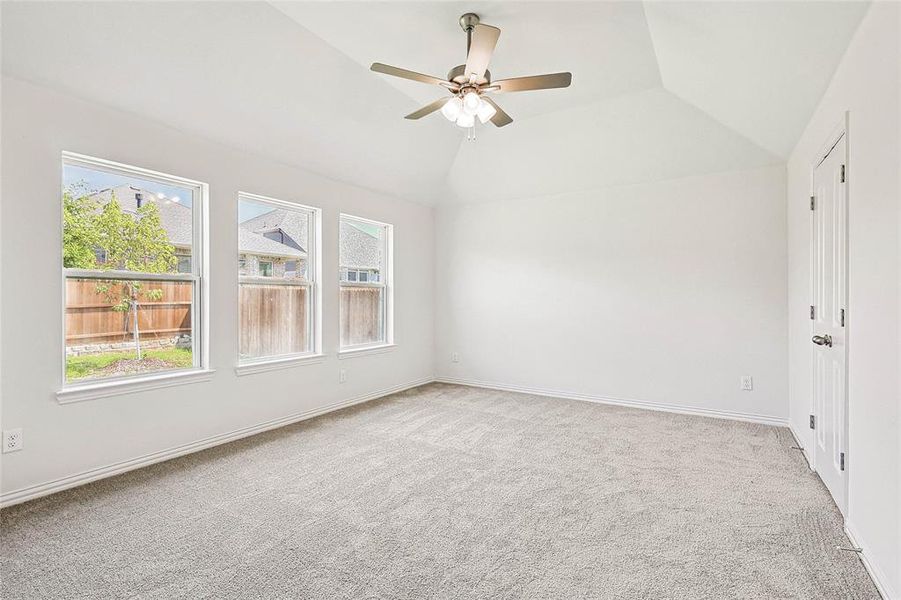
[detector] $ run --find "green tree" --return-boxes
[63,186,178,360]
[62,186,100,268]
[94,197,176,272]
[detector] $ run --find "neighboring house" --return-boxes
[83,187,380,279]
[339,219,381,282]
[238,208,310,279]
[240,208,382,281]
[88,185,195,272]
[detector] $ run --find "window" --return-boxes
[61,152,206,385]
[339,214,392,350]
[176,255,192,274]
[238,193,319,364]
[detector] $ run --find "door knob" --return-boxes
[812,334,833,347]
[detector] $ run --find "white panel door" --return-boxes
[811,133,848,515]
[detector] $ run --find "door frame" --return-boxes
[808,111,850,515]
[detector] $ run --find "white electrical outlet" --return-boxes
[339,369,347,384]
[3,428,23,453]
[452,352,460,363]
[741,376,753,391]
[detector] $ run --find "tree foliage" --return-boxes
[95,197,177,273]
[62,186,178,273]
[62,186,100,269]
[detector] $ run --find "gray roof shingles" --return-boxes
[339,220,380,270]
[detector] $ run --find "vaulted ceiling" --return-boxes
[2,1,869,205]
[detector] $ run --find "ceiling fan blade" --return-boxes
[464,24,500,81]
[405,98,450,120]
[493,72,572,93]
[482,97,513,127]
[371,62,450,87]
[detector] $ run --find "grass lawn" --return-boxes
[66,347,194,381]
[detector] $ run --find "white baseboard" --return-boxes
[435,376,788,427]
[844,521,898,600]
[0,377,433,508]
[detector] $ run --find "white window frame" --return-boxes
[338,214,394,357]
[57,152,212,404]
[235,192,323,376]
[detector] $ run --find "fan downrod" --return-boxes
[459,13,480,53]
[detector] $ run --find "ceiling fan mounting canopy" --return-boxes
[459,12,480,32]
[370,12,572,130]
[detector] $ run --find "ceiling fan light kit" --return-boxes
[370,12,572,138]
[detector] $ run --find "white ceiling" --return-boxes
[644,1,870,158]
[2,1,869,205]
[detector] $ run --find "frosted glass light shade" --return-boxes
[476,100,497,124]
[462,91,481,116]
[441,97,462,121]
[456,112,475,128]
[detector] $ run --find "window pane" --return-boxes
[239,282,311,359]
[339,215,389,348]
[238,198,310,282]
[65,277,194,382]
[339,218,384,282]
[176,256,192,273]
[62,155,203,386]
[238,195,315,361]
[340,286,384,347]
[62,163,194,274]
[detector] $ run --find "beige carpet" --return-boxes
[1,383,879,599]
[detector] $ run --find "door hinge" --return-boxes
[810,195,815,210]
[810,305,815,320]
[840,308,845,327]
[840,452,845,471]
[809,414,815,430]
[840,164,846,183]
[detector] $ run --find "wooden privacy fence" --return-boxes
[67,278,383,355]
[340,286,383,347]
[240,284,382,356]
[66,278,192,346]
[239,281,309,358]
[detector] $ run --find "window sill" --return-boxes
[235,354,327,376]
[57,369,215,405]
[338,344,396,360]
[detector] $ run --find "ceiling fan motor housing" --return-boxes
[448,64,491,86]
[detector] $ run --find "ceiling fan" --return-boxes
[371,13,572,133]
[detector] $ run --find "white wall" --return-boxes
[787,3,900,597]
[436,165,788,423]
[0,77,435,501]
